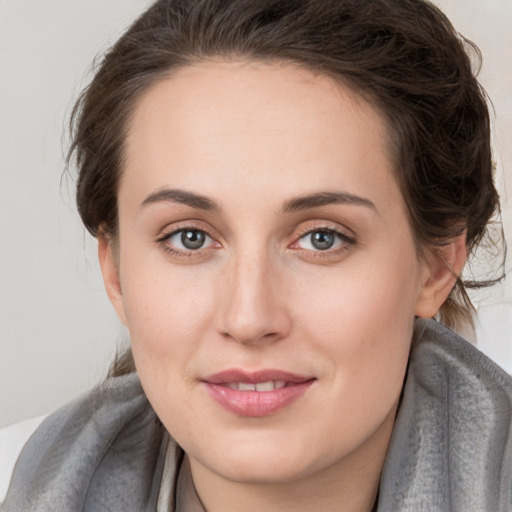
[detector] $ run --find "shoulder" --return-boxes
[411,318,512,399]
[2,374,167,512]
[0,415,48,502]
[379,319,512,512]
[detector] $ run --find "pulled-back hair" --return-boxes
[68,0,503,374]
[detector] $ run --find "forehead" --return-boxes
[121,60,401,213]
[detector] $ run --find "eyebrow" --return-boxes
[140,188,377,215]
[140,188,219,211]
[281,191,378,214]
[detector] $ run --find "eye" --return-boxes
[163,228,214,251]
[296,229,347,251]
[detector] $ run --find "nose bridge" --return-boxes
[218,247,290,344]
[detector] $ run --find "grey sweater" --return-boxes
[3,319,512,511]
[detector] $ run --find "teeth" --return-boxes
[225,381,288,391]
[238,383,256,391]
[255,381,274,392]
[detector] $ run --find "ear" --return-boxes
[414,232,467,319]
[98,234,128,325]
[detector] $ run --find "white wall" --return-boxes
[0,0,153,428]
[1,0,511,428]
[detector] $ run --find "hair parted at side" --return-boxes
[68,0,504,375]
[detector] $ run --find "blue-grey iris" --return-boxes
[181,230,205,250]
[311,231,335,250]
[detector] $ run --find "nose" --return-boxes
[216,252,291,345]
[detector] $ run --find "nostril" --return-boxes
[219,326,286,345]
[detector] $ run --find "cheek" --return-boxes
[293,252,419,342]
[119,265,217,428]
[121,250,210,336]
[290,249,419,394]
[117,252,218,389]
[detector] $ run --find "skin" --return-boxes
[99,60,466,512]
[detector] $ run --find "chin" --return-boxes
[211,455,314,485]
[192,430,332,485]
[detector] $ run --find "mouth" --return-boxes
[202,369,315,417]
[224,381,287,391]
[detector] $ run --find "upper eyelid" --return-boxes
[288,226,356,253]
[155,221,356,247]
[159,227,211,240]
[294,223,356,241]
[157,227,219,256]
[296,229,353,245]
[157,222,217,239]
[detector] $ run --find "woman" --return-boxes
[3,0,511,511]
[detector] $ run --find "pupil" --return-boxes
[181,230,205,250]
[311,231,334,250]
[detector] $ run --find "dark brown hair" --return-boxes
[68,0,503,375]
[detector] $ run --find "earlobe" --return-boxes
[414,232,467,319]
[98,234,128,325]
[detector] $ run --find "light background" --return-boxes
[1,0,511,428]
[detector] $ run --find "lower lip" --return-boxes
[203,381,314,417]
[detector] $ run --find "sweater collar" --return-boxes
[157,319,512,511]
[378,318,512,511]
[5,319,512,511]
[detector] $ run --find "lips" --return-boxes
[226,381,286,391]
[202,369,315,417]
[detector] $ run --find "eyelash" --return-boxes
[291,226,356,258]
[155,225,357,259]
[156,225,218,258]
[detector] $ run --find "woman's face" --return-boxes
[102,61,438,485]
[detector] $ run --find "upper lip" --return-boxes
[203,369,314,385]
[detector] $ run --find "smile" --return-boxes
[203,369,315,416]
[224,381,287,391]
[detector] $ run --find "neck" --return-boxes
[188,404,396,512]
